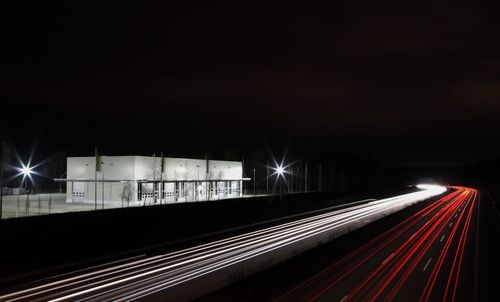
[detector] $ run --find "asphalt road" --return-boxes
[272,186,478,302]
[0,187,445,302]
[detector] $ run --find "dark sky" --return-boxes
[2,1,500,166]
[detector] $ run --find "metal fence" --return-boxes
[0,189,267,219]
[0,193,95,219]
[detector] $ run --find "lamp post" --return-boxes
[266,160,269,195]
[101,160,105,209]
[196,165,200,201]
[279,173,282,198]
[274,164,285,199]
[19,164,33,216]
[318,163,322,192]
[305,162,308,192]
[95,146,98,210]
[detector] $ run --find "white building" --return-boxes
[62,156,246,205]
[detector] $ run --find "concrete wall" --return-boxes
[208,160,242,180]
[66,157,95,203]
[163,158,208,181]
[67,156,137,204]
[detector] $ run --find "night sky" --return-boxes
[2,1,500,166]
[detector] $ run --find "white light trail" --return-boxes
[0,185,446,302]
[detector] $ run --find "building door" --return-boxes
[72,182,86,202]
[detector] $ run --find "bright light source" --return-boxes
[417,184,438,190]
[21,166,32,176]
[274,164,285,177]
[416,184,446,195]
[276,166,284,175]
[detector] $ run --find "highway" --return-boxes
[275,186,478,302]
[0,186,446,302]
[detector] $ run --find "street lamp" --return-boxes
[17,163,34,216]
[275,165,285,177]
[17,163,34,189]
[268,155,298,197]
[21,166,32,177]
[272,163,287,198]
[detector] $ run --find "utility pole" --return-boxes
[94,146,98,210]
[253,168,256,195]
[318,164,322,192]
[160,152,164,204]
[279,174,283,199]
[152,154,156,205]
[266,160,269,195]
[25,189,30,216]
[241,157,245,195]
[287,171,290,193]
[16,193,19,217]
[196,165,200,201]
[305,162,308,192]
[101,160,105,209]
[297,166,300,192]
[206,155,210,200]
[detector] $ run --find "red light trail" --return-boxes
[276,186,478,302]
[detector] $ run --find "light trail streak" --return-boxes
[419,188,476,302]
[0,186,446,302]
[371,191,468,302]
[275,188,461,302]
[347,190,464,302]
[282,186,478,302]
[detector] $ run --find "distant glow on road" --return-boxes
[416,184,446,195]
